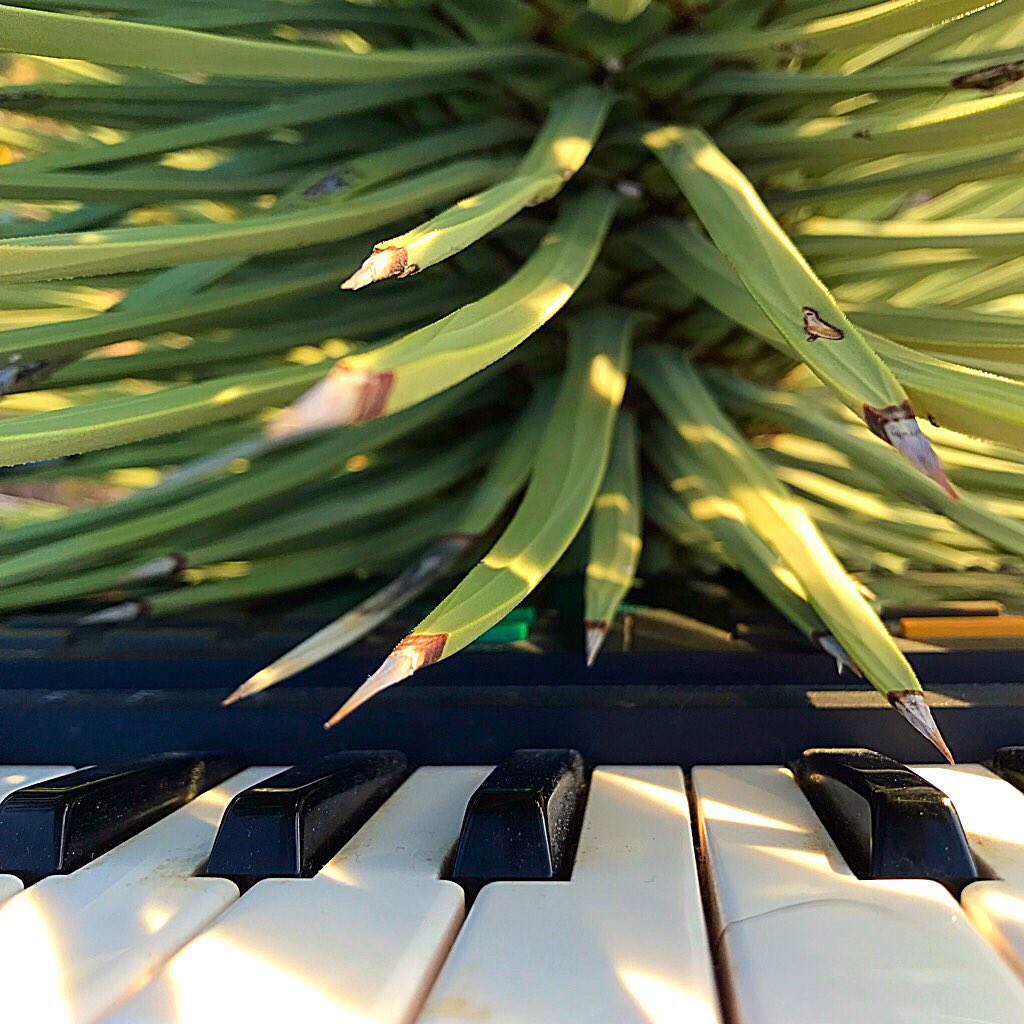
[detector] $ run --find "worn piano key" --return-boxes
[694,765,1024,1023]
[0,753,238,884]
[205,750,407,889]
[914,762,1024,980]
[450,748,585,900]
[0,765,75,905]
[793,748,982,895]
[0,766,282,1024]
[103,766,491,1024]
[418,767,721,1024]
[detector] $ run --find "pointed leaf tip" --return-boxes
[340,246,412,291]
[887,423,958,500]
[265,366,394,440]
[889,690,955,764]
[864,403,958,500]
[585,622,608,667]
[78,601,144,626]
[123,554,185,583]
[221,673,271,707]
[323,633,447,729]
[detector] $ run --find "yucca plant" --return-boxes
[2,0,1024,758]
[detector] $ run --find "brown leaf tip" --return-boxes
[264,366,395,440]
[377,246,417,279]
[863,401,958,499]
[801,307,844,341]
[351,368,395,422]
[341,246,417,290]
[863,400,915,441]
[953,60,1024,92]
[392,632,447,669]
[887,690,955,764]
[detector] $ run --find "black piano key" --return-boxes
[205,750,407,889]
[989,747,1024,793]
[0,752,237,883]
[450,748,585,901]
[794,748,983,895]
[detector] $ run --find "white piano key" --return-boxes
[417,766,721,1024]
[914,763,1024,978]
[694,765,1024,1024]
[102,765,490,1024]
[0,765,280,1024]
[0,765,75,906]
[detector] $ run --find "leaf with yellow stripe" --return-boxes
[324,305,635,726]
[635,129,955,495]
[584,410,642,665]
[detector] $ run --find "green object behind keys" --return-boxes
[469,606,534,646]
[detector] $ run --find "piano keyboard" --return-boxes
[1,749,1024,1023]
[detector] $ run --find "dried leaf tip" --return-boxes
[265,366,394,440]
[340,246,415,291]
[888,690,955,764]
[222,670,277,707]
[323,633,446,729]
[952,60,1024,92]
[78,600,145,625]
[585,621,609,667]
[864,402,958,500]
[0,365,22,396]
[123,554,186,583]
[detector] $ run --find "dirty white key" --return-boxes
[0,765,75,905]
[694,765,1024,1024]
[0,765,280,1024]
[417,766,721,1024]
[103,766,490,1024]
[915,763,1024,979]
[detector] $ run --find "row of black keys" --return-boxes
[0,747,1017,898]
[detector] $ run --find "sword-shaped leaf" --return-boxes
[643,125,955,496]
[84,502,457,624]
[635,345,953,761]
[583,410,642,665]
[223,383,558,703]
[0,159,511,282]
[0,4,569,81]
[343,85,611,288]
[632,0,998,63]
[269,188,619,439]
[324,305,635,726]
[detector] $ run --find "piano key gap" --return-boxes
[685,767,732,1024]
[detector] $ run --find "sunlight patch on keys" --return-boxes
[103,767,490,1024]
[744,843,837,874]
[164,930,364,1023]
[316,859,364,889]
[418,766,721,1024]
[619,968,720,1024]
[0,881,72,1024]
[0,766,280,1024]
[699,797,802,834]
[915,763,1024,979]
[142,903,175,935]
[914,765,1024,879]
[694,765,1024,1023]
